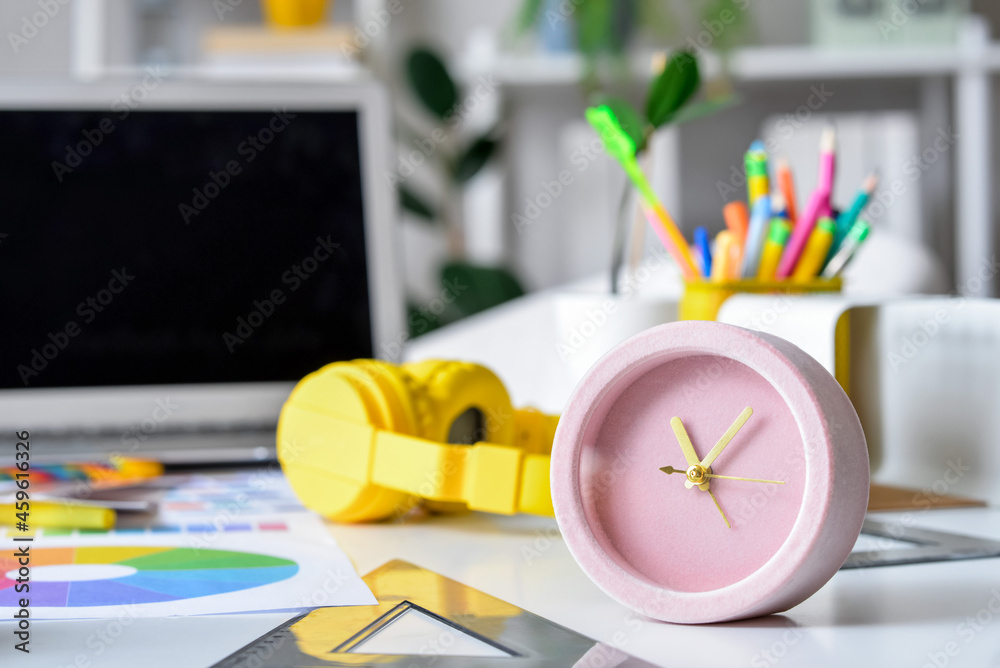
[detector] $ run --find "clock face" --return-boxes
[552,321,869,624]
[581,354,805,593]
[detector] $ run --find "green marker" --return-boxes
[585,106,656,207]
[821,220,871,278]
[828,171,878,263]
[586,105,699,280]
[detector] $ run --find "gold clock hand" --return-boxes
[703,473,784,485]
[669,418,710,491]
[707,489,731,529]
[669,417,701,467]
[659,467,731,527]
[699,406,753,469]
[659,466,783,485]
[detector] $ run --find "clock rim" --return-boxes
[551,321,870,624]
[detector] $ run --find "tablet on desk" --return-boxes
[0,77,403,463]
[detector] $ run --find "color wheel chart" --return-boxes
[0,546,297,608]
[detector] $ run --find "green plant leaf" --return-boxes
[441,262,525,320]
[406,47,459,120]
[407,300,446,338]
[699,0,750,53]
[514,0,544,35]
[452,136,498,184]
[400,186,436,222]
[645,50,700,128]
[599,97,648,154]
[636,0,679,42]
[667,93,740,126]
[575,0,616,56]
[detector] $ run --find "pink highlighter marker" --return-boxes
[816,125,836,194]
[777,126,836,278]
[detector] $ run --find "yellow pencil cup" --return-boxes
[679,278,842,321]
[262,0,328,27]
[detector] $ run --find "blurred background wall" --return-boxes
[3,0,999,303]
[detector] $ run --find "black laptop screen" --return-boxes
[0,109,372,388]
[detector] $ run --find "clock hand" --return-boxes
[703,473,784,485]
[669,417,701,467]
[699,406,753,469]
[661,465,732,527]
[707,489,731,529]
[659,466,785,485]
[669,418,709,491]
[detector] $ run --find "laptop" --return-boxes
[0,76,403,463]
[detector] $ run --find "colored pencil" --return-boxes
[776,130,835,279]
[723,201,749,245]
[776,157,798,225]
[757,218,792,281]
[822,220,871,278]
[741,194,772,278]
[792,217,837,282]
[694,226,712,278]
[745,140,769,205]
[828,171,878,263]
[817,125,837,194]
[711,231,736,282]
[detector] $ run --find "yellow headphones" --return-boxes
[277,359,558,523]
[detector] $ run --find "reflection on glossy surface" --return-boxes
[211,560,659,667]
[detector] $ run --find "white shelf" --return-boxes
[727,44,962,80]
[465,43,997,87]
[473,16,996,296]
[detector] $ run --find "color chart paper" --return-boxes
[0,526,375,619]
[1,469,375,619]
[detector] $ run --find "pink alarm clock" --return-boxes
[551,321,869,624]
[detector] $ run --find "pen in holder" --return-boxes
[586,100,870,326]
[679,277,842,321]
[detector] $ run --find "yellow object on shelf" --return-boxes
[679,278,842,321]
[262,0,328,27]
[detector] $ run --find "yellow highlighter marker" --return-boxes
[792,217,837,282]
[1,501,116,530]
[711,231,735,283]
[757,218,792,281]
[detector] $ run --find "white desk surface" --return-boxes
[7,506,997,667]
[329,506,1000,668]
[5,506,999,668]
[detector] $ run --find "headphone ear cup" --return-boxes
[278,360,422,523]
[512,408,560,456]
[401,360,516,444]
[401,360,516,516]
